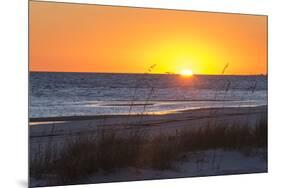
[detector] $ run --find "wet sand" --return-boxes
[30,106,267,144]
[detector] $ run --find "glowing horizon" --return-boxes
[29,1,267,75]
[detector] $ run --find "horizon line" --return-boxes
[29,70,267,76]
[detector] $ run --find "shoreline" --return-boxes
[30,105,267,140]
[29,105,267,123]
[30,105,267,187]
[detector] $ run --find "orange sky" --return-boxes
[29,1,267,75]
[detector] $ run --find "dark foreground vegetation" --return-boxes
[30,114,267,186]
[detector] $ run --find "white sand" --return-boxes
[31,149,267,187]
[29,106,267,187]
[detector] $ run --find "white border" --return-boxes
[1,0,281,188]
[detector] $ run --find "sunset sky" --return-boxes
[29,1,267,75]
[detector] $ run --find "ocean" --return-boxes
[30,72,267,118]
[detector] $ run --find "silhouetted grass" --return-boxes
[30,114,267,186]
[179,114,267,152]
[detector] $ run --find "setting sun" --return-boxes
[30,2,267,75]
[29,2,268,186]
[180,69,193,76]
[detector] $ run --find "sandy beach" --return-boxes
[29,105,267,187]
[30,105,267,142]
[28,3,268,187]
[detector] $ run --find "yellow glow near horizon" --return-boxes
[29,1,267,75]
[180,69,193,76]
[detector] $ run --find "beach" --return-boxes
[30,105,267,187]
[30,105,267,140]
[29,67,268,187]
[28,3,268,187]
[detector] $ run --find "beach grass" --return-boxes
[30,65,267,186]
[30,113,267,185]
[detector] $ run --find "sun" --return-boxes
[180,69,193,76]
